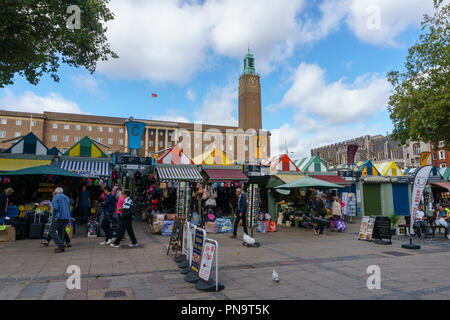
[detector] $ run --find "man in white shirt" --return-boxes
[414,205,429,239]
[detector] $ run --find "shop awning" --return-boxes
[0,158,52,172]
[275,176,344,190]
[156,166,203,182]
[203,169,248,182]
[59,159,110,178]
[310,175,351,186]
[0,165,82,178]
[431,182,450,191]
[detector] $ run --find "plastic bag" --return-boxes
[256,221,267,233]
[161,220,174,236]
[190,212,201,227]
[205,221,218,234]
[216,218,232,233]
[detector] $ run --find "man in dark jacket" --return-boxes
[231,188,248,238]
[99,186,116,245]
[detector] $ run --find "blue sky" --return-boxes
[0,0,439,157]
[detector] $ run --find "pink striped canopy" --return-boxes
[157,145,194,165]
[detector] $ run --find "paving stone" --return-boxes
[64,290,87,300]
[41,281,67,300]
[19,282,48,298]
[89,279,111,290]
[0,283,25,300]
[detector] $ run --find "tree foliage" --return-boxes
[387,0,449,149]
[0,0,118,87]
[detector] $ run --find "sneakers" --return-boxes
[66,243,72,248]
[128,243,139,248]
[99,241,107,245]
[54,247,65,253]
[110,243,120,248]
[106,239,114,245]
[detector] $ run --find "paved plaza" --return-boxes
[0,219,449,300]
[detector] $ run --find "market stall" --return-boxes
[294,156,329,173]
[192,148,235,165]
[262,154,300,173]
[374,161,405,177]
[353,160,381,176]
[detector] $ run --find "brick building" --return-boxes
[0,51,270,163]
[431,141,449,168]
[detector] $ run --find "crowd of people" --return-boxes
[41,184,139,254]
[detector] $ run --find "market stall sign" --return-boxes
[199,241,216,281]
[167,217,184,258]
[358,216,375,241]
[191,229,205,273]
[372,216,392,243]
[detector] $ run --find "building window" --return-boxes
[31,121,36,127]
[97,138,102,143]
[16,120,22,126]
[0,131,5,138]
[76,125,81,131]
[119,128,124,134]
[150,130,154,136]
[107,151,112,155]
[439,150,445,160]
[245,145,249,151]
[62,148,68,153]
[440,163,446,168]
[149,141,154,147]
[433,153,437,160]
[63,135,69,142]
[159,131,164,136]
[413,143,420,155]
[195,133,200,139]
[159,141,163,148]
[1,119,7,125]
[87,126,92,131]
[52,123,58,129]
[75,136,80,142]
[229,146,233,151]
[168,141,173,148]
[195,143,199,149]
[108,138,113,145]
[439,141,444,148]
[204,145,208,151]
[109,127,113,133]
[98,126,103,132]
[15,132,21,137]
[118,139,123,145]
[64,124,69,130]
[51,135,57,142]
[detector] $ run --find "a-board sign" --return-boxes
[358,216,375,241]
[167,217,184,258]
[182,222,189,257]
[199,241,215,281]
[372,216,392,243]
[191,229,205,272]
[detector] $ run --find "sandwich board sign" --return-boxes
[191,229,205,272]
[199,241,216,281]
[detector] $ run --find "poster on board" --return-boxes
[199,241,216,281]
[358,216,375,241]
[191,229,205,272]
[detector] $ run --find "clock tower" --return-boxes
[238,50,262,130]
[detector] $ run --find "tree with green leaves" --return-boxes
[0,0,118,88]
[387,0,449,149]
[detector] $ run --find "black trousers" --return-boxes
[45,220,70,244]
[49,219,69,248]
[233,212,248,236]
[79,206,89,224]
[114,217,137,245]
[101,215,112,241]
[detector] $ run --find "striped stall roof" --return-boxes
[156,166,203,182]
[59,160,110,178]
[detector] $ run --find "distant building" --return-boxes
[431,141,449,168]
[311,134,431,169]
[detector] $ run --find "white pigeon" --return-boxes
[272,269,279,283]
[243,233,256,245]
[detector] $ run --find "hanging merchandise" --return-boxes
[246,184,261,236]
[176,181,191,218]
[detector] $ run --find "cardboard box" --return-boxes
[0,225,16,242]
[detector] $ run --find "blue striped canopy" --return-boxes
[59,160,110,178]
[156,166,203,182]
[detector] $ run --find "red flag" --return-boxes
[151,93,158,98]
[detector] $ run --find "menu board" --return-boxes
[167,217,184,257]
[358,216,375,241]
[191,229,205,272]
[372,216,392,242]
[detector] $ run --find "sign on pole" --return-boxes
[199,241,215,281]
[410,165,433,233]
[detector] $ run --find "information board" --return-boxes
[372,216,392,243]
[191,229,205,272]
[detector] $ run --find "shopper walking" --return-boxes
[0,187,14,218]
[50,187,71,253]
[330,196,343,231]
[231,188,248,238]
[110,190,138,248]
[42,190,71,247]
[99,186,116,245]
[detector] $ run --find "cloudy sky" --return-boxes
[0,0,439,158]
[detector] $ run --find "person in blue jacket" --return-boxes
[50,187,71,253]
[99,186,116,245]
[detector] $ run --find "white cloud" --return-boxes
[281,63,391,124]
[194,84,237,126]
[345,0,436,46]
[186,88,196,101]
[155,109,191,123]
[96,0,435,83]
[71,75,102,96]
[0,89,82,114]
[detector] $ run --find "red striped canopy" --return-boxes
[157,145,194,165]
